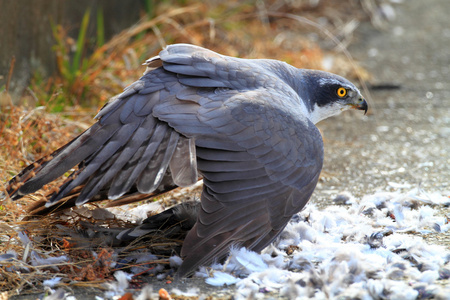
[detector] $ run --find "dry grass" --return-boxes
[0,0,378,296]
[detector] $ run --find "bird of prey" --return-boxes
[6,44,367,278]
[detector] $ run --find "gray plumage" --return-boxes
[6,44,367,278]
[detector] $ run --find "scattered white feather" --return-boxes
[229,247,268,273]
[0,251,17,262]
[169,287,200,297]
[18,231,32,246]
[134,285,156,300]
[419,270,440,283]
[169,255,183,268]
[205,271,239,286]
[43,277,62,287]
[107,201,164,224]
[388,181,412,189]
[43,288,67,300]
[201,188,450,299]
[103,271,132,299]
[30,251,68,270]
[332,191,356,205]
[129,253,163,275]
[2,186,447,299]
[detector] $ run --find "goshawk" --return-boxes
[7,44,368,278]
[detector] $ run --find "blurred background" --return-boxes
[0,0,381,107]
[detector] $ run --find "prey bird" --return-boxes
[6,44,367,278]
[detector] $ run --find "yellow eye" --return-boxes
[337,87,347,98]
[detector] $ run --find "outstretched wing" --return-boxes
[6,50,200,206]
[6,44,323,277]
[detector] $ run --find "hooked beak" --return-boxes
[351,98,368,115]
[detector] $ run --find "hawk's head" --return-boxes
[301,70,368,124]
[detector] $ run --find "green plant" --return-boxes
[96,8,105,48]
[50,8,105,109]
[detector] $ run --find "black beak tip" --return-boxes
[359,99,368,115]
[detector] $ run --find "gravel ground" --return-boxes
[10,0,449,299]
[316,0,449,243]
[317,0,449,200]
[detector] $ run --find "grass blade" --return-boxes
[72,9,91,75]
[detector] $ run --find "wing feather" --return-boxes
[48,119,143,205]
[169,136,198,187]
[137,130,179,193]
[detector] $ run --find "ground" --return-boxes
[317,0,449,200]
[317,0,450,249]
[6,0,450,298]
